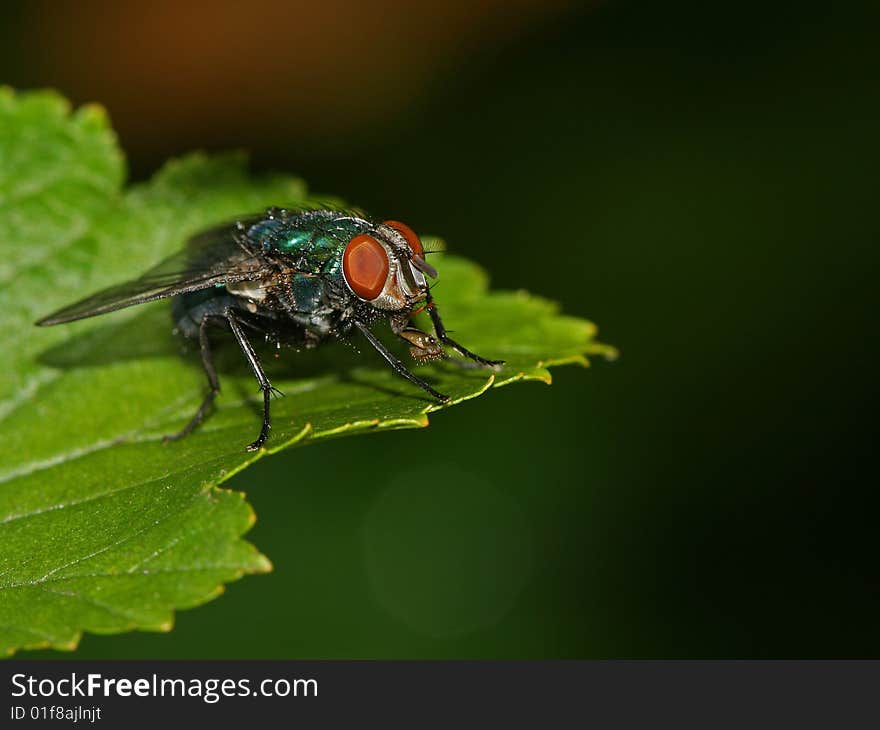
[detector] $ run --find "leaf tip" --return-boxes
[244,503,258,529]
[598,343,620,362]
[254,554,274,574]
[51,636,82,653]
[377,414,430,430]
[74,102,116,138]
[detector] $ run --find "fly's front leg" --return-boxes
[226,309,280,451]
[389,316,445,362]
[355,321,449,402]
[424,290,505,368]
[165,314,223,443]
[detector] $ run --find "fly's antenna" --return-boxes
[411,255,438,279]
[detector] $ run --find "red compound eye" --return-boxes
[383,220,423,258]
[343,234,389,300]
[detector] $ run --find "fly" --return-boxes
[37,206,504,451]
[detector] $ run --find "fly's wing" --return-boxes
[36,220,270,326]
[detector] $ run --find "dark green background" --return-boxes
[6,0,879,657]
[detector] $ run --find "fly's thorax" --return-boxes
[246,211,364,271]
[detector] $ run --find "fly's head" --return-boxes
[341,220,437,316]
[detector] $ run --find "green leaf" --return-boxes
[0,90,614,656]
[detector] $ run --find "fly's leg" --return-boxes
[390,319,445,362]
[226,309,280,451]
[425,290,505,368]
[355,321,450,402]
[390,319,488,369]
[164,314,222,443]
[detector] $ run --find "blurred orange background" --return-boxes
[18,1,587,161]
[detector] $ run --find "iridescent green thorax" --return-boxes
[246,210,370,280]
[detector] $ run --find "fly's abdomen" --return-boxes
[173,288,238,338]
